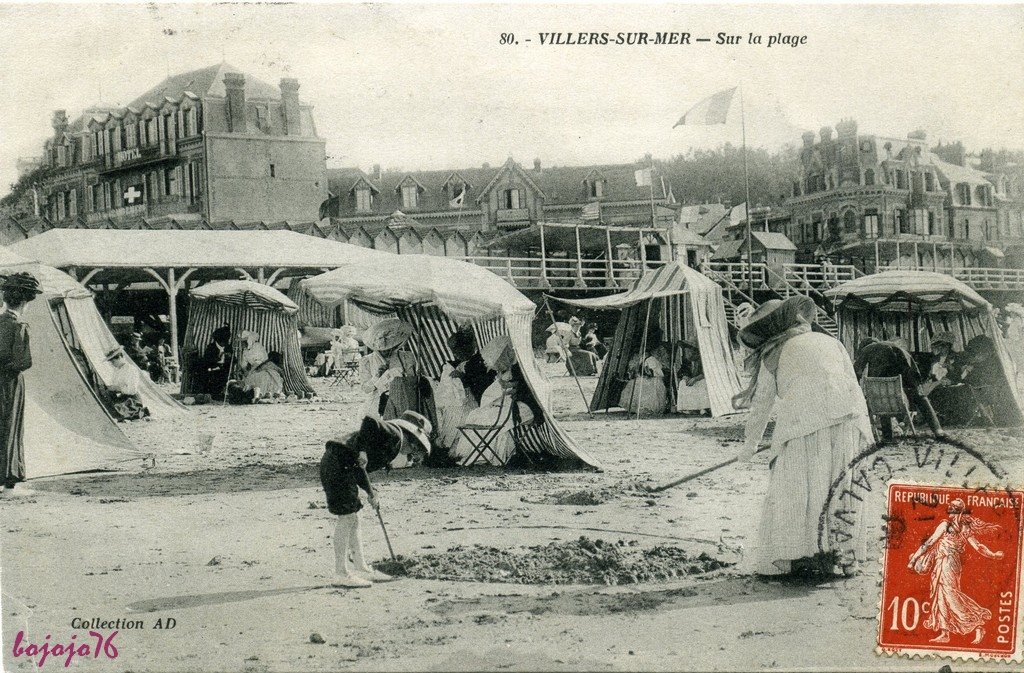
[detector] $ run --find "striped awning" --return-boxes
[825,270,989,314]
[551,262,722,310]
[191,280,299,313]
[300,254,535,323]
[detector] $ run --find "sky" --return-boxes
[0,3,1022,194]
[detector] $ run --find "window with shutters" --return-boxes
[69,189,77,217]
[896,209,909,234]
[356,188,373,212]
[864,169,875,186]
[401,185,418,209]
[928,211,937,236]
[925,172,935,191]
[843,210,857,233]
[501,188,523,210]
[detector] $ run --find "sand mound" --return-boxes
[376,537,730,585]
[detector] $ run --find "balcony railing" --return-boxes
[495,208,531,227]
[459,255,665,289]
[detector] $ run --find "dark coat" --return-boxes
[319,416,404,515]
[854,341,922,388]
[0,310,31,483]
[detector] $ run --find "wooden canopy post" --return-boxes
[605,226,616,287]
[167,268,179,364]
[574,225,585,287]
[538,222,550,288]
[638,228,647,271]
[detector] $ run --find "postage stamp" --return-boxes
[877,482,1024,661]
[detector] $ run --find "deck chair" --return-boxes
[328,349,362,387]
[965,384,996,427]
[862,374,916,440]
[458,395,518,466]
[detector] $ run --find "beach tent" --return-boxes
[550,261,743,418]
[300,254,601,471]
[0,246,154,478]
[825,270,1023,425]
[180,280,313,397]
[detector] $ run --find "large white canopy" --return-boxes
[301,254,535,323]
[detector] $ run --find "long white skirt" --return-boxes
[756,419,868,575]
[675,378,710,412]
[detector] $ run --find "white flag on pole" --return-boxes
[634,168,653,187]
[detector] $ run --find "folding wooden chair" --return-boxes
[862,374,916,440]
[458,395,515,466]
[328,349,362,387]
[966,384,996,427]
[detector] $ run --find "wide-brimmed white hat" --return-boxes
[363,319,413,351]
[388,410,432,454]
[481,335,517,371]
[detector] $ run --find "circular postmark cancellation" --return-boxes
[817,436,1024,662]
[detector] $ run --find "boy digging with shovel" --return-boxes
[320,411,432,588]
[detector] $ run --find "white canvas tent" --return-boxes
[551,261,743,418]
[300,253,601,470]
[0,246,166,478]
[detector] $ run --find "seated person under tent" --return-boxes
[101,345,151,421]
[618,325,671,417]
[194,324,232,398]
[566,344,599,376]
[432,329,496,456]
[450,335,543,466]
[674,340,710,415]
[227,330,286,403]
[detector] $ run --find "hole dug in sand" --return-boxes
[375,536,731,586]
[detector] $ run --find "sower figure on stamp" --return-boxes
[0,272,42,491]
[733,296,873,577]
[319,411,432,588]
[908,498,1003,644]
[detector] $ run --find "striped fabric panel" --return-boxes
[287,279,343,328]
[395,305,460,379]
[180,299,313,396]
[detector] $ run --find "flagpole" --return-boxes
[741,85,754,293]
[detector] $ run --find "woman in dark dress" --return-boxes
[0,272,42,490]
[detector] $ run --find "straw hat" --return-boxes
[363,319,413,351]
[388,410,433,455]
[104,345,127,362]
[239,329,260,344]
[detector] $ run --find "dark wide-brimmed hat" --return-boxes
[1,272,42,296]
[388,410,432,455]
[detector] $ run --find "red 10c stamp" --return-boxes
[878,483,1024,661]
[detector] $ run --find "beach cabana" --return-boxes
[825,270,1023,425]
[0,246,159,478]
[550,261,743,418]
[300,254,601,471]
[181,280,313,397]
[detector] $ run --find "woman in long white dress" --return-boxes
[675,340,710,414]
[734,296,873,576]
[618,326,669,417]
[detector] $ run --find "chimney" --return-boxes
[533,158,541,172]
[52,110,68,134]
[836,119,858,139]
[280,78,301,136]
[224,72,247,133]
[372,164,381,180]
[820,126,833,143]
[482,162,490,170]
[802,131,815,147]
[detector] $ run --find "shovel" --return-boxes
[375,506,397,562]
[646,445,771,494]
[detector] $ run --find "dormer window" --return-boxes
[356,187,373,212]
[925,172,935,191]
[501,188,523,210]
[401,185,419,209]
[589,179,604,198]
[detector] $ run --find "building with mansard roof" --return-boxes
[35,63,327,229]
[320,157,676,238]
[784,120,1023,271]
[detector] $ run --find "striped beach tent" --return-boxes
[181,280,313,397]
[551,261,743,418]
[300,254,600,471]
[825,270,1023,424]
